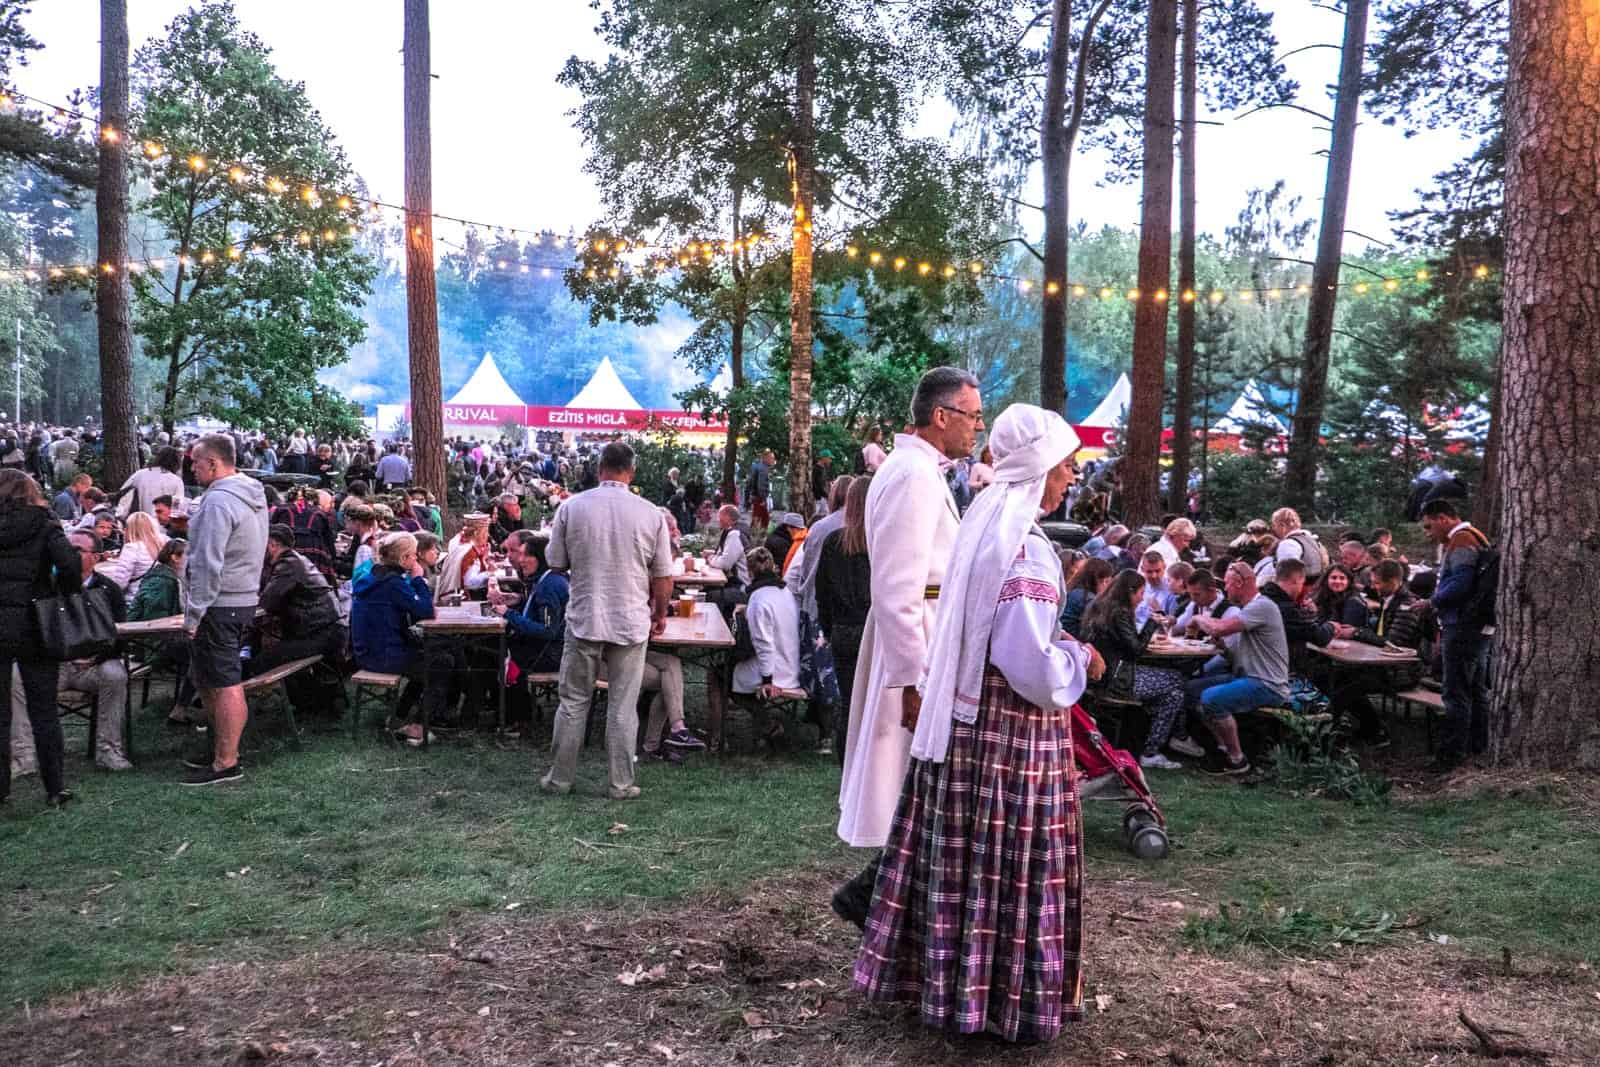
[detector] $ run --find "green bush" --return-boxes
[1202,450,1283,524]
[1314,441,1417,528]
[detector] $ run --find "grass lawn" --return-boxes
[4,691,1595,1023]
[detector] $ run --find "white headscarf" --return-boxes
[911,404,1080,763]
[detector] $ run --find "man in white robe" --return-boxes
[833,366,984,927]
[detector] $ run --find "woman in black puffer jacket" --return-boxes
[0,469,81,807]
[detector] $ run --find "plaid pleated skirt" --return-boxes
[852,665,1083,1042]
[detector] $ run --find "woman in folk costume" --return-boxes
[436,514,493,602]
[853,404,1104,1043]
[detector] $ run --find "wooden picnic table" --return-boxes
[670,558,726,588]
[1310,640,1417,666]
[418,604,508,744]
[653,601,735,649]
[118,614,185,638]
[1139,636,1218,661]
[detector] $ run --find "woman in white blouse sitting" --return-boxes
[731,546,802,745]
[97,511,168,601]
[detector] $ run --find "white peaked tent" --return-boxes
[568,355,644,410]
[447,352,526,407]
[1212,380,1286,435]
[1079,373,1132,428]
[709,363,734,392]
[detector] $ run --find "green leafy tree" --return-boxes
[128,0,376,433]
[563,0,997,497]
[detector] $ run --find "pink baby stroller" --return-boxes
[1072,703,1170,859]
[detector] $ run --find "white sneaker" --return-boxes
[1167,736,1205,759]
[1140,753,1184,771]
[96,746,134,772]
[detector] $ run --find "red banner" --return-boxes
[400,403,730,435]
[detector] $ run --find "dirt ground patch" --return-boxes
[4,863,1596,1066]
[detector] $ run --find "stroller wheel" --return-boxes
[1130,825,1170,860]
[1122,805,1155,839]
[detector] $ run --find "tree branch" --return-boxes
[1235,102,1334,124]
[1274,43,1341,62]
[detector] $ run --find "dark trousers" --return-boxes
[1,656,65,798]
[832,643,860,767]
[1439,625,1491,760]
[154,638,196,708]
[246,629,347,713]
[394,648,453,725]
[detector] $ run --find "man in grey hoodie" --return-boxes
[182,433,269,786]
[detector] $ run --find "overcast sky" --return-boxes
[20,1,1474,256]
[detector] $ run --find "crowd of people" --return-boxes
[0,375,1499,1046]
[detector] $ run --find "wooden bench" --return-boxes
[1084,691,1149,753]
[349,670,405,738]
[1394,687,1444,713]
[1392,687,1446,750]
[242,655,324,739]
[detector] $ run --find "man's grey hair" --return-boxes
[196,433,236,468]
[598,441,636,474]
[910,366,980,428]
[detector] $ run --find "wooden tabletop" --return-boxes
[1311,640,1418,666]
[653,601,734,648]
[118,614,185,637]
[1141,637,1218,660]
[671,559,727,588]
[421,604,506,634]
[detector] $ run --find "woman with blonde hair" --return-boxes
[97,510,169,600]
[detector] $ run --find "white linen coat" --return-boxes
[837,433,960,847]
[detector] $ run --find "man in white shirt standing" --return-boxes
[542,442,674,800]
[833,366,981,928]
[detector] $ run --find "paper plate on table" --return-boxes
[1378,645,1415,657]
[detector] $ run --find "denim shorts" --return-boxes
[190,606,254,690]
[1196,677,1284,719]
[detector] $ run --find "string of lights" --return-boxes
[2,87,1499,301]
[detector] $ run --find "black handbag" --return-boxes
[32,584,120,660]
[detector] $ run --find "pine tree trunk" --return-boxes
[404,0,447,521]
[96,0,137,488]
[1284,0,1368,512]
[1123,0,1177,526]
[1490,0,1600,769]
[786,7,816,516]
[722,192,746,504]
[1475,350,1504,539]
[1169,0,1198,515]
[1039,0,1071,414]
[723,302,744,503]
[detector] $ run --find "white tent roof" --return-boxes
[568,355,643,410]
[1212,380,1286,435]
[1078,373,1132,428]
[447,352,525,407]
[710,363,734,392]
